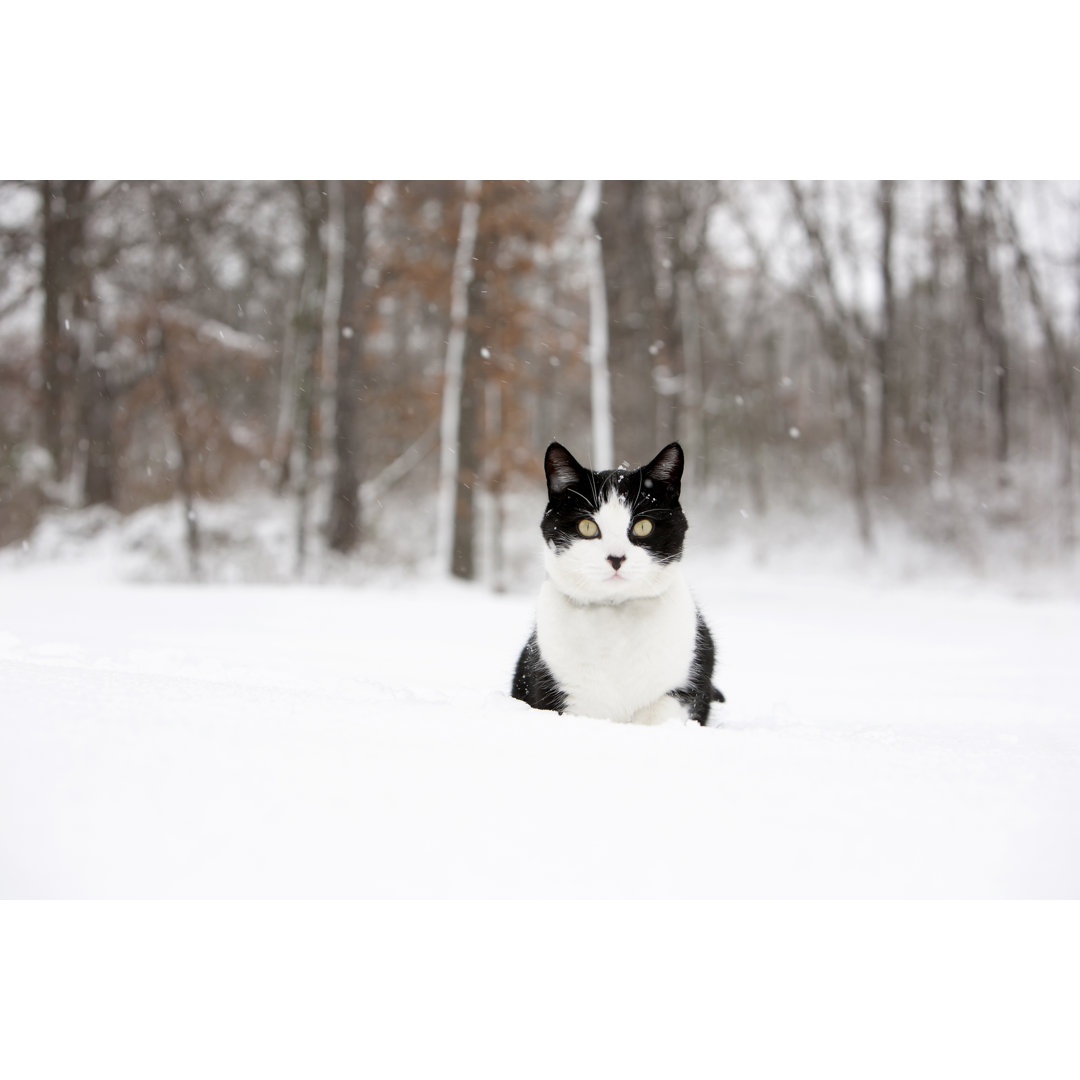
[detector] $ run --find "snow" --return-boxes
[3,520,1078,899]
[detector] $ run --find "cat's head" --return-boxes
[540,442,688,604]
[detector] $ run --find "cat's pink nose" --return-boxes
[607,555,626,571]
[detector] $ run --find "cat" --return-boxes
[511,441,724,726]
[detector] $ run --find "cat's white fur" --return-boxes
[537,489,696,723]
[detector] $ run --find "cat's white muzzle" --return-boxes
[544,492,676,604]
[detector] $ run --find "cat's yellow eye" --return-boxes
[577,519,599,538]
[632,519,654,537]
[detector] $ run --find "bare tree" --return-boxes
[150,318,201,577]
[949,180,1011,475]
[436,179,482,575]
[290,181,329,574]
[788,181,875,548]
[573,179,613,470]
[875,180,899,484]
[995,185,1077,547]
[922,191,955,502]
[656,181,719,487]
[39,180,92,485]
[597,180,661,465]
[723,185,784,515]
[326,181,369,554]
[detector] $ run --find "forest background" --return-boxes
[1,178,1078,586]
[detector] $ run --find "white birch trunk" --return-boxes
[574,179,614,470]
[435,179,482,571]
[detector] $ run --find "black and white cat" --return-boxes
[512,441,724,726]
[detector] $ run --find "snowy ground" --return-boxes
[2,502,1079,898]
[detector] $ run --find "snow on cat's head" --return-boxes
[540,442,688,604]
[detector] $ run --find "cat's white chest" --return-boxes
[535,569,697,722]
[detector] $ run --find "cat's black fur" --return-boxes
[540,441,689,558]
[670,611,725,723]
[511,629,567,713]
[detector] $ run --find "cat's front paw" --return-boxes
[630,695,691,726]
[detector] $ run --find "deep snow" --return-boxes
[3,515,1078,898]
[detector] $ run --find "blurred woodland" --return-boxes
[1,180,1078,581]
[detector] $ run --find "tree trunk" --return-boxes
[81,362,115,506]
[62,182,115,507]
[320,180,346,456]
[39,180,91,483]
[273,272,304,492]
[153,321,201,578]
[436,179,482,575]
[451,228,490,581]
[574,180,614,470]
[841,355,875,548]
[980,181,1010,472]
[40,181,64,477]
[657,181,718,476]
[327,181,368,554]
[875,180,898,484]
[949,180,1011,474]
[924,201,953,502]
[292,181,328,574]
[596,180,659,465]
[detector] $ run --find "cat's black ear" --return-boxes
[545,442,584,496]
[643,443,684,490]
